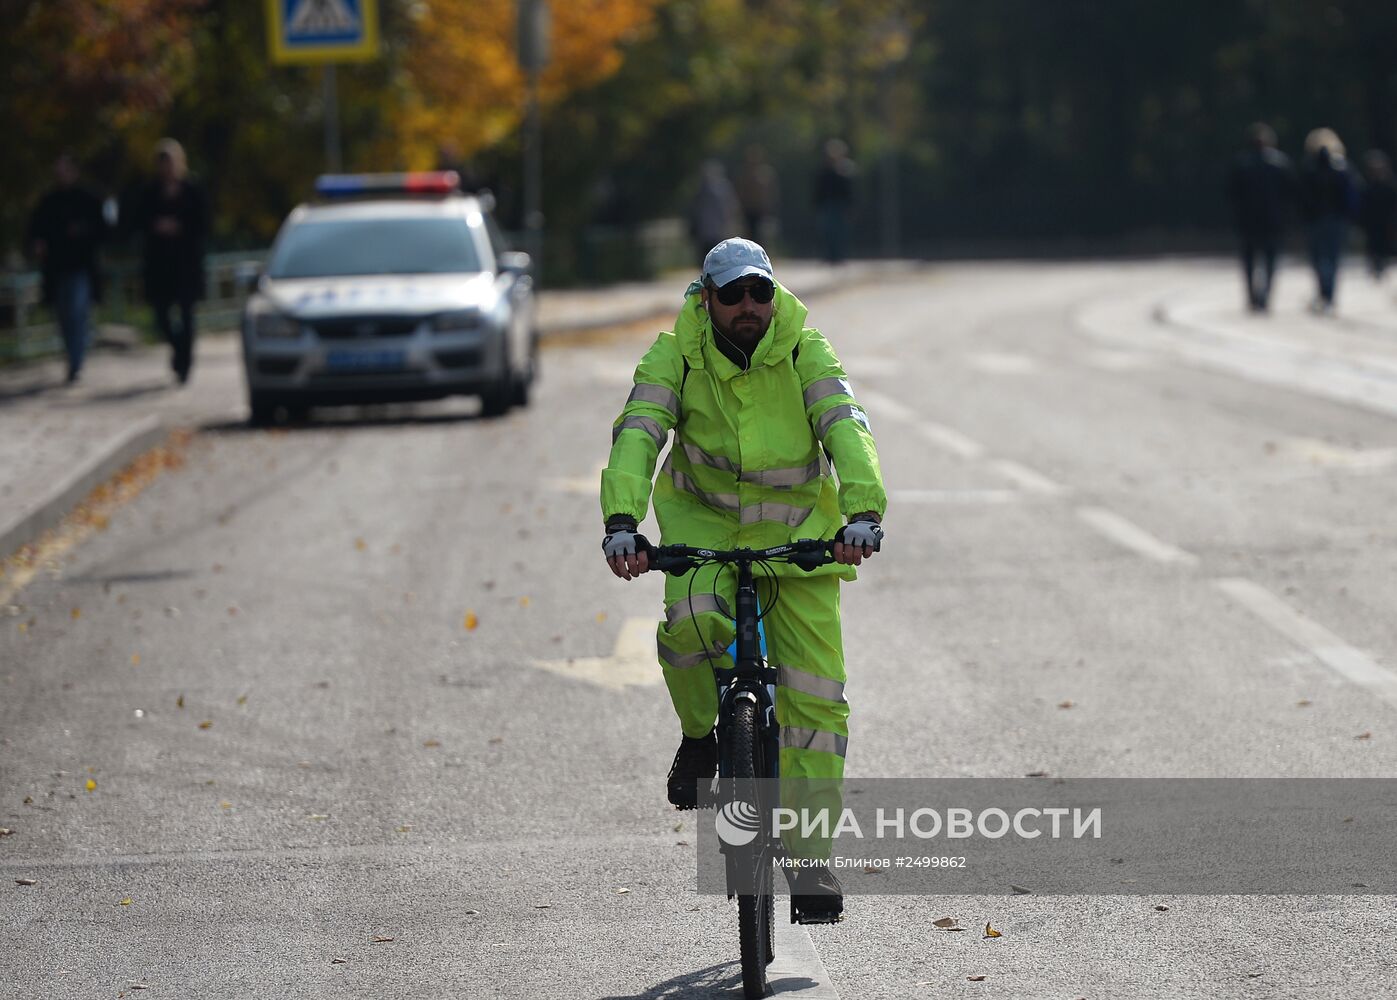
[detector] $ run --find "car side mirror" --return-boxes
[497,251,532,275]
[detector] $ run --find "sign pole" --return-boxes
[324,64,343,173]
[517,0,549,274]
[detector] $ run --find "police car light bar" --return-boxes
[314,171,461,198]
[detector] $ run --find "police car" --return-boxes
[240,171,537,424]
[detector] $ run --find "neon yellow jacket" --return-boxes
[601,284,886,570]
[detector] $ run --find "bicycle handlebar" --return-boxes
[642,530,880,576]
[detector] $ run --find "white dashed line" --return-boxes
[1215,578,1397,711]
[890,489,1019,504]
[859,389,987,459]
[914,422,985,459]
[1076,507,1200,566]
[988,459,1067,496]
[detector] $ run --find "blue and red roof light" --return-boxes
[314,171,461,198]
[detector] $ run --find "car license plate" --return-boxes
[325,349,407,371]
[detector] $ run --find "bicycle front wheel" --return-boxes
[730,696,775,998]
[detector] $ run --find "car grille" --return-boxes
[435,348,483,368]
[311,316,420,340]
[256,357,299,376]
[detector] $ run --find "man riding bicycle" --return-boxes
[600,238,887,919]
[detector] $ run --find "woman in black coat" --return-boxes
[133,139,208,384]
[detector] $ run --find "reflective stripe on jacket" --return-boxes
[601,283,886,566]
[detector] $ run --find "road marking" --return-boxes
[857,389,916,423]
[967,351,1039,374]
[1076,507,1199,566]
[890,488,1018,504]
[989,459,1067,496]
[1215,578,1397,711]
[532,616,659,690]
[914,422,985,459]
[1280,437,1397,472]
[545,463,607,495]
[859,389,987,459]
[770,918,842,998]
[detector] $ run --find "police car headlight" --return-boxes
[255,313,301,339]
[431,309,481,333]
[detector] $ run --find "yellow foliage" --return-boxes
[381,0,659,168]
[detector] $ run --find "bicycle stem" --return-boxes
[734,559,760,669]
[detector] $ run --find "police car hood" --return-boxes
[264,272,498,319]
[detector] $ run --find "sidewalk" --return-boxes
[0,259,917,559]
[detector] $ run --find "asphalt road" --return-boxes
[3,261,1397,999]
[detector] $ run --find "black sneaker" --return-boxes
[787,865,844,923]
[666,730,717,810]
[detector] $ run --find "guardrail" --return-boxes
[1,251,265,364]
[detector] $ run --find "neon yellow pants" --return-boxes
[657,564,848,859]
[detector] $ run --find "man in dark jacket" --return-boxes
[132,139,209,384]
[26,153,107,382]
[1226,123,1295,313]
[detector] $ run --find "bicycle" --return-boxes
[645,532,876,999]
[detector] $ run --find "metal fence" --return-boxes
[1,251,265,363]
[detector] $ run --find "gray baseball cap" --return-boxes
[702,237,774,289]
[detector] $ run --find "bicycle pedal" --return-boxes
[791,902,844,925]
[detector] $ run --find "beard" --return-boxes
[711,309,770,347]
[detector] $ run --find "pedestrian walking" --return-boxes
[1298,128,1357,313]
[132,139,208,384]
[689,160,741,267]
[1225,123,1294,312]
[736,145,780,243]
[813,139,856,264]
[1358,150,1397,281]
[26,153,107,382]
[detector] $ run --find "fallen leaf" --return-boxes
[130,985,149,991]
[423,739,441,748]
[371,935,395,943]
[120,898,133,906]
[1010,884,1032,894]
[1154,904,1170,911]
[237,693,248,707]
[331,958,348,965]
[863,865,882,874]
[1025,771,1049,778]
[71,608,81,620]
[396,825,413,833]
[227,606,238,616]
[219,801,232,810]
[534,903,552,909]
[968,975,986,982]
[983,923,1002,938]
[1354,731,1372,740]
[1057,700,1074,709]
[176,694,184,709]
[85,779,96,793]
[355,538,367,551]
[0,827,12,835]
[464,909,480,915]
[15,878,37,886]
[519,596,531,607]
[616,887,631,894]
[130,653,141,666]
[672,822,683,833]
[308,814,330,821]
[1296,699,1312,707]
[595,612,607,623]
[463,611,478,631]
[198,720,213,730]
[933,917,959,929]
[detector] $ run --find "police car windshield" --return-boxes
[269,217,482,278]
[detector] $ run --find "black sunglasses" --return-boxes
[710,278,775,306]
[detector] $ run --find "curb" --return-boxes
[537,261,923,341]
[0,414,167,560]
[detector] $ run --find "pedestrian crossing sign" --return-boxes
[266,0,379,64]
